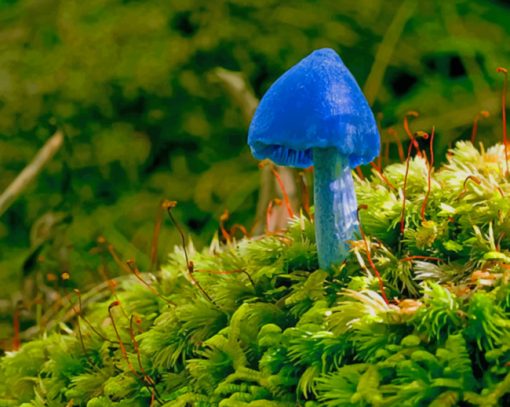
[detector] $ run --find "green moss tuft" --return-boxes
[3,142,510,406]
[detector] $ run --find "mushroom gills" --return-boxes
[251,143,313,168]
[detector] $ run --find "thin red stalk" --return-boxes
[369,162,396,190]
[357,205,389,304]
[101,242,130,318]
[429,128,435,167]
[65,290,94,364]
[75,314,87,358]
[133,315,144,333]
[270,166,295,218]
[464,175,481,188]
[108,301,140,378]
[470,110,490,144]
[355,166,365,180]
[400,141,415,233]
[421,127,435,221]
[457,175,482,200]
[56,287,84,350]
[497,67,509,176]
[371,160,381,172]
[73,289,114,343]
[403,111,422,157]
[415,131,430,166]
[128,315,160,403]
[109,307,159,405]
[163,200,217,306]
[265,198,282,234]
[219,210,232,243]
[230,224,249,238]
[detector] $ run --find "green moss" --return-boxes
[2,141,510,406]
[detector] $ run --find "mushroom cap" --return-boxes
[248,48,380,168]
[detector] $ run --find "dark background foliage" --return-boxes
[1,0,510,342]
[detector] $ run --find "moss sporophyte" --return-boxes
[4,50,510,406]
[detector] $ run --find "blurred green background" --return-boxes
[1,0,510,344]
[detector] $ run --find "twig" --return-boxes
[0,131,64,217]
[211,68,258,122]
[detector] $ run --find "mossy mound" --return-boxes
[2,142,510,406]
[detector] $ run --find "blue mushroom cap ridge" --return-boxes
[248,48,380,168]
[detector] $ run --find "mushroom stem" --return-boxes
[313,148,358,269]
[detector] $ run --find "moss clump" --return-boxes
[2,141,510,406]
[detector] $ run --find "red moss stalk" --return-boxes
[457,175,482,200]
[357,205,389,304]
[470,110,490,144]
[230,223,249,238]
[265,198,282,234]
[108,301,140,378]
[128,315,160,403]
[73,289,113,343]
[269,165,295,218]
[219,210,232,243]
[403,111,422,157]
[369,161,396,190]
[164,200,217,306]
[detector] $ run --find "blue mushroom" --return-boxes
[248,48,380,269]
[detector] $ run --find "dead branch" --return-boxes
[0,130,64,217]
